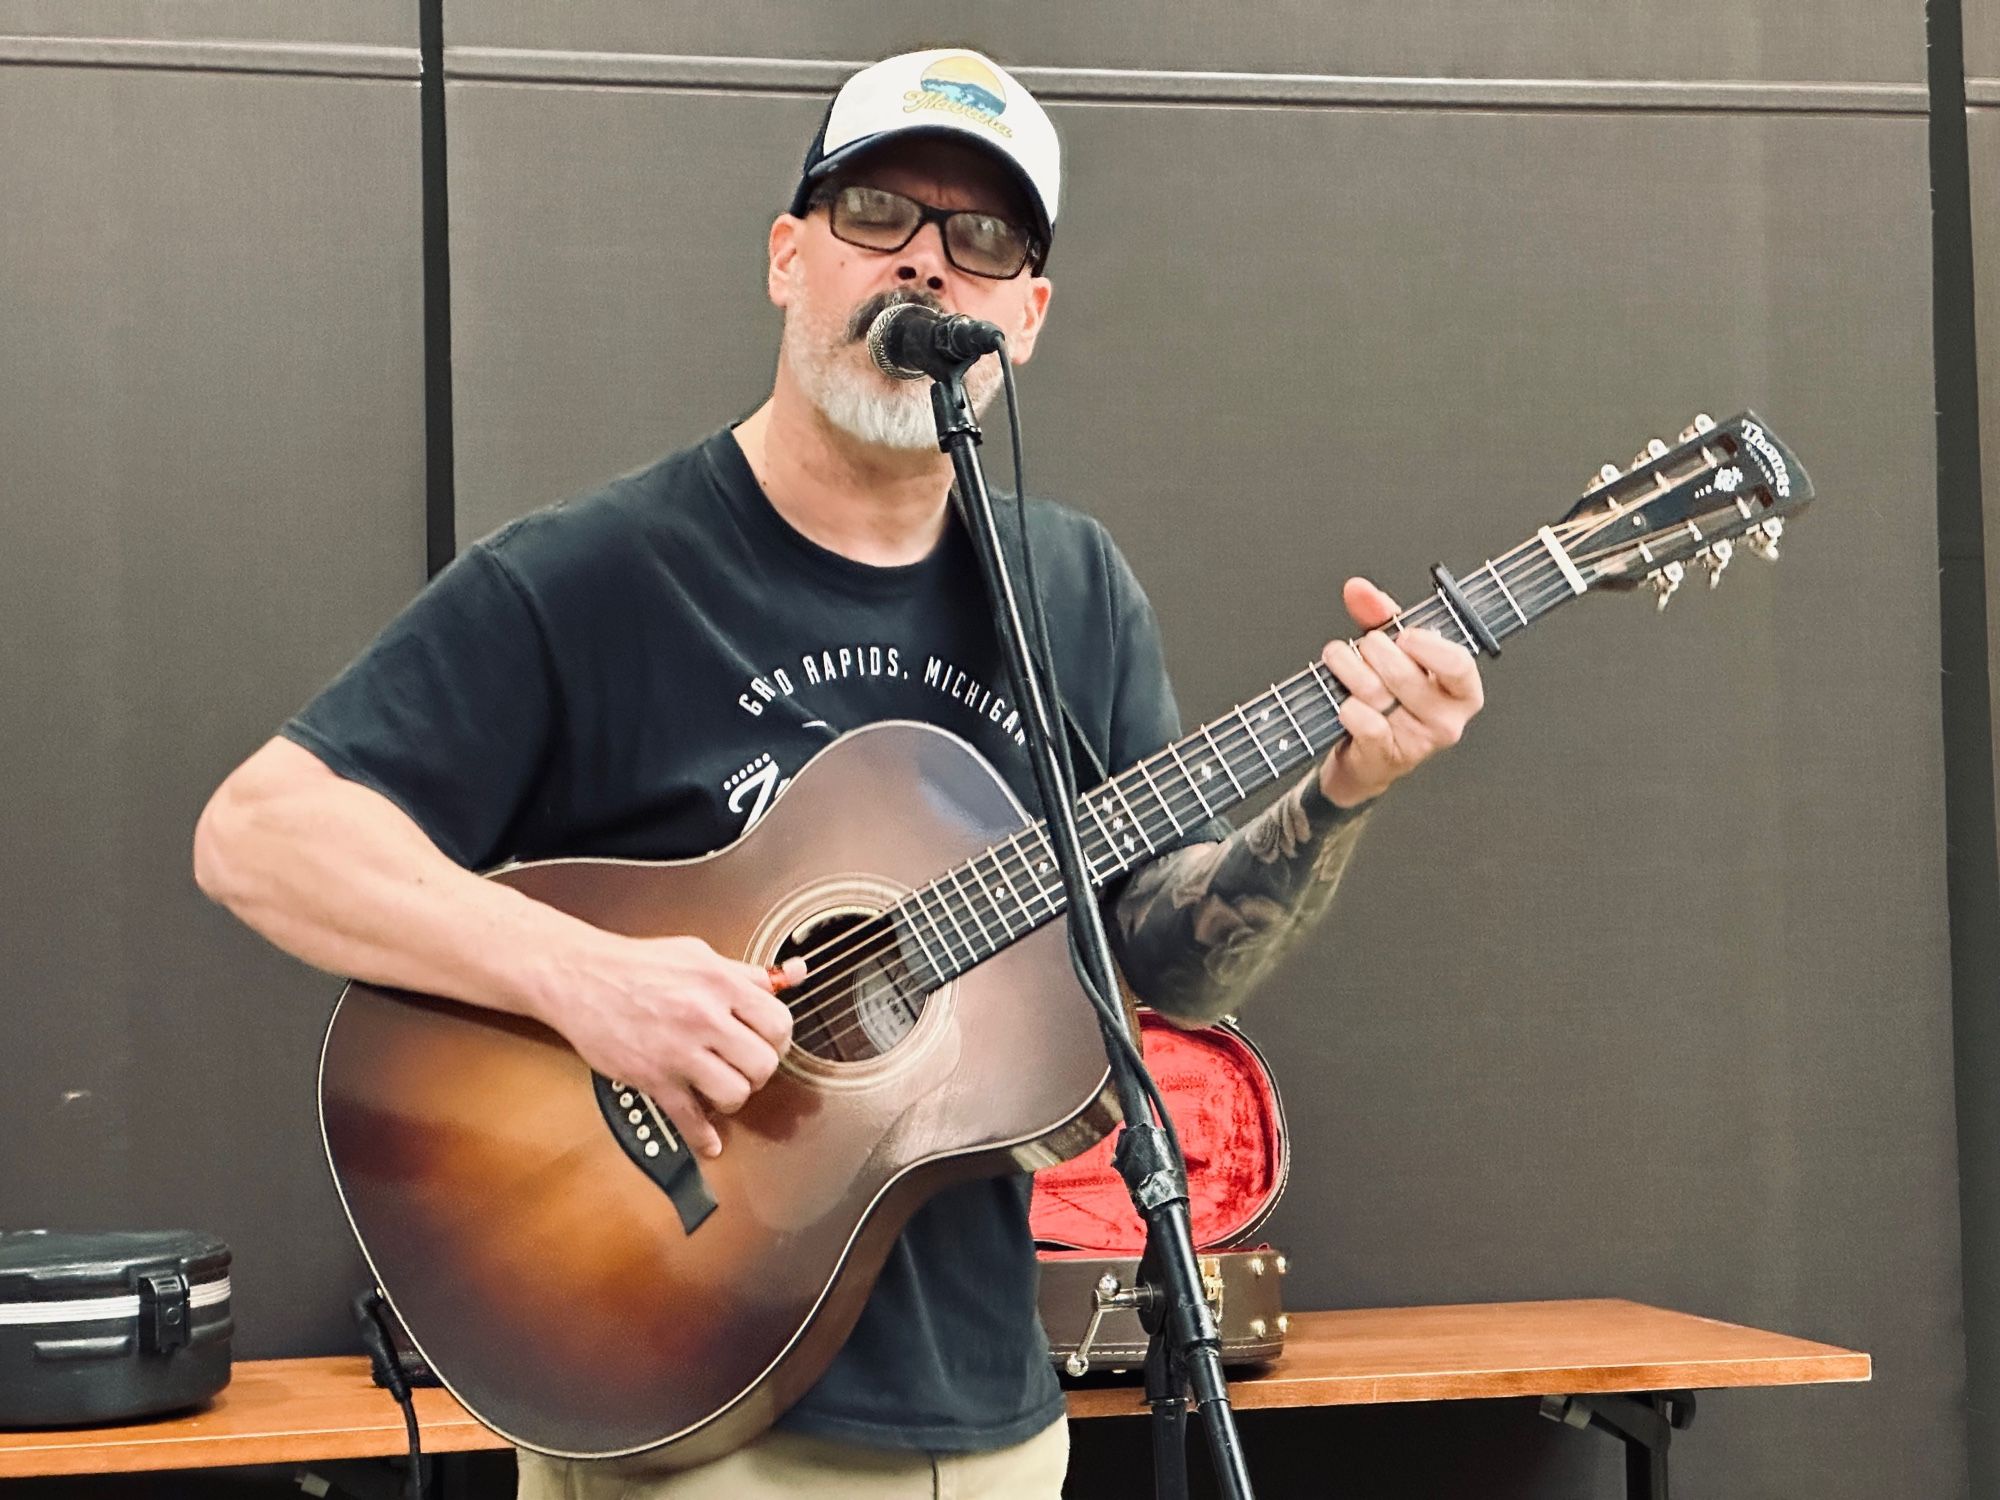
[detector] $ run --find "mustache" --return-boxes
[844,287,946,343]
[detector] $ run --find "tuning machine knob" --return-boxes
[1698,537,1733,588]
[1585,460,1622,494]
[1745,517,1783,561]
[1678,413,1716,442]
[1649,559,1686,611]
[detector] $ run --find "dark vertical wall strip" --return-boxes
[1932,0,2000,1487]
[421,0,457,575]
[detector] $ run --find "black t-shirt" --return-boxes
[284,427,1217,1452]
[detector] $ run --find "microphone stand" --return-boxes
[928,363,1256,1500]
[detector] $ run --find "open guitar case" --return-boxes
[1030,1008,1291,1377]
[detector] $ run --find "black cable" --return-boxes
[994,357,1185,1164]
[353,1288,424,1500]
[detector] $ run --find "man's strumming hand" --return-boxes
[535,936,804,1160]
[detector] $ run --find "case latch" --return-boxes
[137,1270,190,1354]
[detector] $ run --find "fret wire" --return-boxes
[947,866,999,954]
[1270,681,1312,755]
[897,908,945,987]
[972,852,1022,938]
[1308,662,1344,717]
[1466,573,1521,637]
[1432,587,1478,652]
[1079,798,1118,879]
[1106,779,1158,858]
[1233,704,1282,777]
[1198,723,1249,797]
[1132,756,1187,834]
[1021,831,1060,901]
[1006,829,1065,919]
[931,877,980,964]
[1487,559,1529,629]
[910,885,966,976]
[995,844,1042,930]
[1163,741,1216,818]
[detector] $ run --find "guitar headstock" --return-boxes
[1553,411,1814,611]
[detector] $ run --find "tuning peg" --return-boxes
[1649,560,1685,611]
[1745,518,1783,561]
[1585,460,1621,493]
[1700,537,1733,588]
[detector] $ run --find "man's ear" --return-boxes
[1006,277,1054,364]
[768,215,802,310]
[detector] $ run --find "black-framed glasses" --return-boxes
[811,183,1042,280]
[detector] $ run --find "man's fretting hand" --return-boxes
[1317,576,1485,809]
[539,936,805,1160]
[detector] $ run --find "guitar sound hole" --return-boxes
[777,909,929,1063]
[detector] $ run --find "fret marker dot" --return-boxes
[1202,765,1214,779]
[1123,836,1135,852]
[1279,737,1290,749]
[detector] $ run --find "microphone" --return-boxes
[866,304,1007,381]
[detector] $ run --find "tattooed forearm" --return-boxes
[1110,772,1371,1025]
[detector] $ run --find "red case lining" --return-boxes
[1030,1011,1285,1255]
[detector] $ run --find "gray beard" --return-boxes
[783,292,1003,452]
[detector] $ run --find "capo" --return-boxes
[1430,565,1502,658]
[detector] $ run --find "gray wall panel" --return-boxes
[449,83,1954,1494]
[1969,0,2000,84]
[448,0,1924,87]
[0,61,426,1358]
[0,0,412,49]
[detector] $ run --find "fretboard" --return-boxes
[885,530,1588,990]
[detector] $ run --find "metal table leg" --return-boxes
[1540,1390,1697,1500]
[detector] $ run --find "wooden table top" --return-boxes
[1064,1298,1870,1418]
[0,1299,1868,1477]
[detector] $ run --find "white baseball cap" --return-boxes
[788,49,1061,270]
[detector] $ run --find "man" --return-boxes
[193,47,1482,1499]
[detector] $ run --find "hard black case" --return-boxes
[0,1230,233,1427]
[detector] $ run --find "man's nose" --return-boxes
[893,224,950,292]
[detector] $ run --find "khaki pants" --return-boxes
[515,1417,1069,1499]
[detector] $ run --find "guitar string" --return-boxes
[773,521,1686,1055]
[772,543,1602,1053]
[766,501,1750,1054]
[767,520,1583,1014]
[777,548,1623,1058]
[773,539,1555,1021]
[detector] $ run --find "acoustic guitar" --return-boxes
[319,411,1813,1465]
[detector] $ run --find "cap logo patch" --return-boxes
[905,54,1014,138]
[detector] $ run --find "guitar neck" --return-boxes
[890,532,1589,988]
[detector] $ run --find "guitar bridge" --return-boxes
[592,1074,716,1235]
